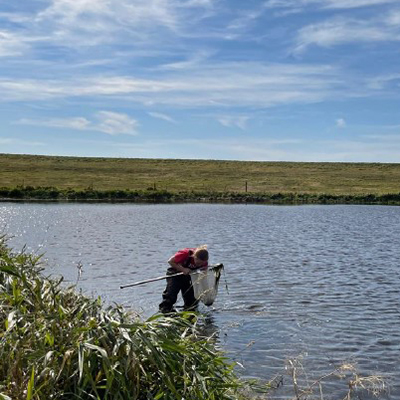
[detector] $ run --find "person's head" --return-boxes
[193,246,208,267]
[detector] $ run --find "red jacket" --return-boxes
[173,248,208,270]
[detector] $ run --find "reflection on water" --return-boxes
[1,203,399,399]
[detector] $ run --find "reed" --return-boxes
[285,356,387,400]
[0,238,253,400]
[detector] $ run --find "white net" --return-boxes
[190,264,223,306]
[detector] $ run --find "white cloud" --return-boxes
[18,117,91,130]
[365,73,400,90]
[336,118,346,128]
[183,0,214,7]
[0,31,29,57]
[0,62,349,107]
[386,9,400,26]
[322,0,399,9]
[17,111,139,135]
[0,12,33,24]
[264,0,399,11]
[158,49,216,70]
[43,0,177,30]
[293,16,400,53]
[227,8,265,32]
[217,115,250,130]
[32,0,215,47]
[148,112,177,123]
[96,111,139,135]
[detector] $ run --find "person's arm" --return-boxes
[168,255,191,275]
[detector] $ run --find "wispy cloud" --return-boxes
[158,49,216,70]
[17,111,139,135]
[386,9,400,26]
[0,30,29,57]
[148,112,177,123]
[0,0,218,64]
[227,7,265,32]
[336,118,346,128]
[36,0,176,31]
[217,115,250,130]
[366,73,400,90]
[293,16,400,53]
[321,0,399,10]
[264,0,399,11]
[19,117,91,130]
[96,111,139,135]
[0,62,348,107]
[31,0,216,48]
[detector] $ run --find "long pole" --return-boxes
[120,263,223,289]
[120,272,184,289]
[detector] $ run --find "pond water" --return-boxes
[1,203,399,399]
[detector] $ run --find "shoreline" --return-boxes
[1,189,400,206]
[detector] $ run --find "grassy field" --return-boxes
[1,153,400,195]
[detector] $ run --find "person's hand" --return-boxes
[182,268,191,275]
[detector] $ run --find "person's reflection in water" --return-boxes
[195,311,220,341]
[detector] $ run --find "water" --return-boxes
[1,203,399,399]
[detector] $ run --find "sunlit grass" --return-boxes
[1,153,400,195]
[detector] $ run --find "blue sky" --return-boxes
[1,0,400,162]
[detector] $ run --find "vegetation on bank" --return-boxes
[1,153,400,196]
[0,238,257,400]
[1,185,400,205]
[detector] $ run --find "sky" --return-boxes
[0,0,400,162]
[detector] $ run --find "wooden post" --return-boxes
[245,181,248,192]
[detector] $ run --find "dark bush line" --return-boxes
[1,186,400,205]
[0,186,173,202]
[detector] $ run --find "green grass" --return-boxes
[1,153,400,195]
[0,237,258,400]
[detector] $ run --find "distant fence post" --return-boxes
[245,181,248,192]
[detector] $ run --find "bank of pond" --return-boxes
[1,186,400,205]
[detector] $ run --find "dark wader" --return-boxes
[159,261,199,313]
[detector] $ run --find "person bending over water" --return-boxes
[159,246,208,313]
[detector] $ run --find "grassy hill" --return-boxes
[1,153,400,196]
